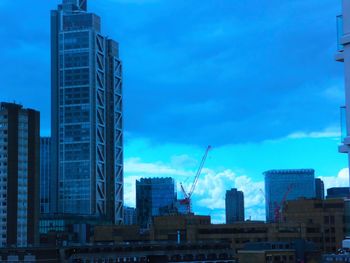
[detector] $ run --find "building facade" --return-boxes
[40,137,51,214]
[225,188,244,223]
[337,1,350,193]
[283,198,345,253]
[0,242,236,262]
[123,206,137,225]
[327,187,350,199]
[136,178,176,229]
[315,178,325,200]
[237,241,320,263]
[336,0,350,245]
[0,102,40,247]
[95,214,327,254]
[50,0,123,224]
[264,169,315,222]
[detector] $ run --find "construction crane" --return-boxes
[274,184,294,223]
[180,145,212,214]
[259,189,266,201]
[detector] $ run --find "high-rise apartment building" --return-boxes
[0,102,40,248]
[40,137,51,214]
[264,169,315,222]
[315,178,325,200]
[136,178,176,229]
[225,188,244,223]
[337,1,350,199]
[50,0,123,224]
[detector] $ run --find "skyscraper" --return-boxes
[50,0,123,224]
[136,178,176,229]
[315,178,325,200]
[225,188,244,223]
[40,137,51,214]
[336,1,350,191]
[264,169,315,222]
[0,102,40,248]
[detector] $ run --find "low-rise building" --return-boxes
[283,198,346,252]
[237,241,320,263]
[327,187,350,199]
[322,254,350,263]
[94,215,321,253]
[0,243,236,262]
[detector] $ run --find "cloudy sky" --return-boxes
[0,0,348,222]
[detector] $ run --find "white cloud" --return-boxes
[195,169,235,210]
[321,168,349,190]
[124,175,143,207]
[164,164,265,222]
[124,157,265,222]
[124,158,194,207]
[287,127,340,139]
[125,157,192,176]
[171,154,198,168]
[124,157,350,223]
[322,85,344,102]
[107,0,160,4]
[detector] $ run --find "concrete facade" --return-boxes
[225,188,244,223]
[337,1,350,195]
[0,102,40,248]
[283,198,346,253]
[94,214,325,254]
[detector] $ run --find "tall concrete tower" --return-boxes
[337,1,350,187]
[50,0,123,224]
[225,188,244,223]
[0,103,40,248]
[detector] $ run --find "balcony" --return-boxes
[341,106,347,143]
[337,15,344,51]
[339,106,350,153]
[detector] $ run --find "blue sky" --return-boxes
[0,0,348,222]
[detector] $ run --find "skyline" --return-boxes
[0,0,348,222]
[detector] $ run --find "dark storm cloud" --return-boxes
[0,0,343,143]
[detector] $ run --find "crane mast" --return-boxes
[180,145,211,214]
[274,184,293,222]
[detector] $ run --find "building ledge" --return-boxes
[335,51,344,62]
[339,144,349,153]
[341,34,350,46]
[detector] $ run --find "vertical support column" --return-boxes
[342,0,350,193]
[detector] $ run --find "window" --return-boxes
[324,216,329,224]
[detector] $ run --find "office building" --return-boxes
[283,198,346,252]
[124,206,136,225]
[0,242,235,262]
[50,0,123,224]
[136,178,176,229]
[225,188,244,223]
[264,169,315,222]
[315,178,325,200]
[95,213,328,253]
[237,241,320,263]
[323,254,350,263]
[0,102,40,247]
[40,137,51,214]
[327,187,350,199]
[337,1,350,190]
